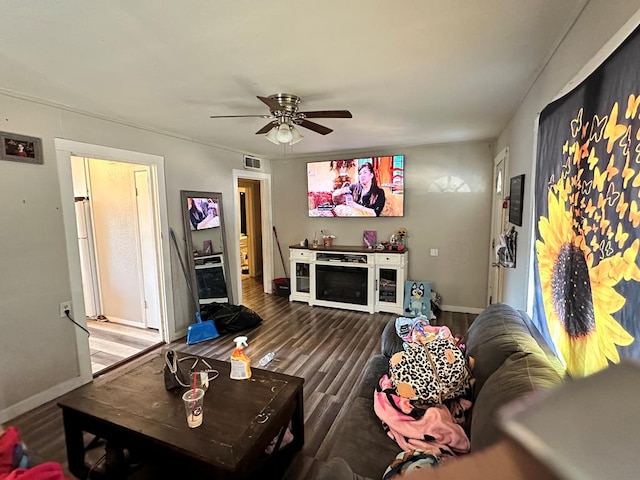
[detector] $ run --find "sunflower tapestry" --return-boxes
[534,25,640,378]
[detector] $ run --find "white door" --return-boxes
[487,147,509,305]
[134,169,162,329]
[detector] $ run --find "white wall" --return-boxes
[0,92,268,422]
[497,0,640,310]
[271,142,494,311]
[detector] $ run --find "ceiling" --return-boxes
[0,0,587,160]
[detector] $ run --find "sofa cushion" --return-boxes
[469,351,564,452]
[317,457,372,480]
[325,396,402,479]
[465,303,552,395]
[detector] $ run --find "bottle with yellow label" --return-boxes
[230,336,252,380]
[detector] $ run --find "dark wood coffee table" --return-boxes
[58,353,304,479]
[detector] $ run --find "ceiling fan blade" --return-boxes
[298,110,352,119]
[257,96,284,111]
[210,114,271,118]
[298,119,333,135]
[255,122,276,134]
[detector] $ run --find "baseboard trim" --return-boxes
[0,374,91,423]
[441,305,485,314]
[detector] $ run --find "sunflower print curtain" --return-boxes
[534,25,640,378]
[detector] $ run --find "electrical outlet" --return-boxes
[60,301,72,317]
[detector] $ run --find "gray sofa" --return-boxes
[319,303,565,479]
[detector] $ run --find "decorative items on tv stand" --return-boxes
[289,244,408,314]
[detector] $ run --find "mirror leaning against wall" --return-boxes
[180,190,234,308]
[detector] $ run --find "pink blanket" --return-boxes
[374,375,470,455]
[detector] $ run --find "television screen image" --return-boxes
[307,155,404,217]
[187,197,220,230]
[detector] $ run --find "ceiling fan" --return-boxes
[209,93,352,145]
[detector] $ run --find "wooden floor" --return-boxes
[9,277,476,479]
[87,319,162,374]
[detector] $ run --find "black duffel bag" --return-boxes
[200,303,262,334]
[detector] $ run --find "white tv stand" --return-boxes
[289,245,408,314]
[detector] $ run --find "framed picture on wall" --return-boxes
[0,131,44,164]
[509,174,525,226]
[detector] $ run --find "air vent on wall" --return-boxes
[243,155,262,171]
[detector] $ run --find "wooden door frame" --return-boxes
[56,139,174,385]
[232,169,274,304]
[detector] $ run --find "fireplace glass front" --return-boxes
[316,264,368,305]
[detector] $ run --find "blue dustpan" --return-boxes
[187,312,220,345]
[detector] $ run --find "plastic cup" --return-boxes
[182,388,205,428]
[190,371,209,392]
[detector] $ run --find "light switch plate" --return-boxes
[430,248,438,257]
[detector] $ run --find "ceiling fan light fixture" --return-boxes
[214,93,352,145]
[275,123,293,143]
[289,126,303,145]
[265,127,280,144]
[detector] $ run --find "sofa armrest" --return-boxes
[469,351,563,452]
[354,354,389,399]
[381,319,404,358]
[466,303,560,395]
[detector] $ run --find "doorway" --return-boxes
[232,169,274,305]
[487,147,509,305]
[56,139,175,384]
[237,179,263,282]
[71,156,163,374]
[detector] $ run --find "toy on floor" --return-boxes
[405,282,429,317]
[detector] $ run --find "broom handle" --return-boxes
[273,226,287,276]
[169,227,200,312]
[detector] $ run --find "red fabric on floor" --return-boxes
[0,427,20,475]
[1,462,69,480]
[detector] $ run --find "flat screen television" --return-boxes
[186,196,221,230]
[307,155,404,217]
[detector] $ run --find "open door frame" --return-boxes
[56,139,175,384]
[487,147,509,305]
[232,169,274,305]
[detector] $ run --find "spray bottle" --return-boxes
[230,336,252,380]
